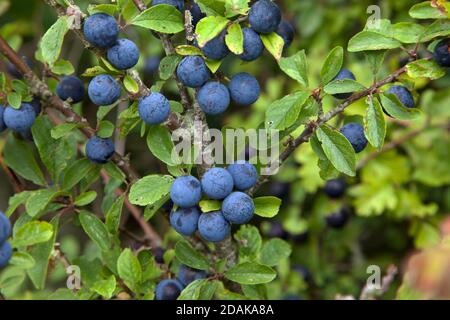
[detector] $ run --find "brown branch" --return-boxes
[250,65,409,194]
[0,35,139,183]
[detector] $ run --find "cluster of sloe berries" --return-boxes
[323,178,350,228]
[155,264,207,300]
[0,212,12,269]
[174,0,293,115]
[169,162,258,242]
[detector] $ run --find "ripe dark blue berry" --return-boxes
[83,13,119,48]
[276,20,295,49]
[239,28,264,62]
[0,241,12,269]
[332,69,356,100]
[178,264,207,286]
[326,207,350,229]
[433,39,450,67]
[155,279,184,300]
[386,85,415,109]
[228,73,261,106]
[198,211,231,242]
[200,30,229,60]
[88,75,122,106]
[170,175,202,208]
[169,207,200,236]
[0,106,6,133]
[249,0,282,34]
[197,81,230,115]
[339,122,368,153]
[190,3,205,26]
[176,55,210,88]
[0,212,12,244]
[56,76,85,103]
[4,103,36,132]
[138,92,171,125]
[85,136,115,164]
[152,0,184,11]
[227,161,258,190]
[107,39,140,70]
[222,191,255,224]
[201,167,234,200]
[324,178,347,199]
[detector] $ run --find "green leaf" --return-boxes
[159,55,182,80]
[315,125,356,176]
[50,123,79,139]
[195,16,229,47]
[225,23,244,54]
[106,194,125,233]
[260,32,284,61]
[175,240,209,270]
[265,91,310,130]
[380,93,422,120]
[128,175,173,206]
[82,66,108,77]
[51,59,75,75]
[88,4,118,15]
[91,275,116,299]
[146,125,180,166]
[392,22,426,44]
[205,58,222,73]
[39,16,69,65]
[364,96,386,150]
[278,50,308,86]
[131,4,184,34]
[25,188,64,217]
[406,59,446,80]
[199,200,221,213]
[224,0,250,17]
[123,74,139,94]
[97,120,115,138]
[420,20,450,42]
[143,194,169,221]
[348,31,401,52]
[32,116,75,181]
[117,248,142,291]
[175,45,203,56]
[178,279,207,300]
[62,158,97,190]
[323,79,366,95]
[7,92,21,109]
[12,221,54,247]
[253,196,281,218]
[170,100,183,113]
[259,238,292,266]
[9,252,36,269]
[409,1,447,19]
[234,225,262,258]
[195,0,226,16]
[27,217,59,289]
[365,51,386,77]
[5,191,32,217]
[321,46,343,85]
[4,134,47,186]
[74,191,98,206]
[224,262,276,285]
[79,211,111,251]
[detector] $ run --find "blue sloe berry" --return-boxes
[83,13,119,48]
[170,175,202,208]
[339,122,368,153]
[198,211,231,242]
[222,191,255,225]
[228,72,260,106]
[138,92,171,125]
[227,161,258,190]
[176,55,210,88]
[88,74,122,106]
[201,167,234,200]
[169,207,200,236]
[85,136,115,164]
[56,76,85,103]
[197,81,230,115]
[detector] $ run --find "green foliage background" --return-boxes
[0,0,449,300]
